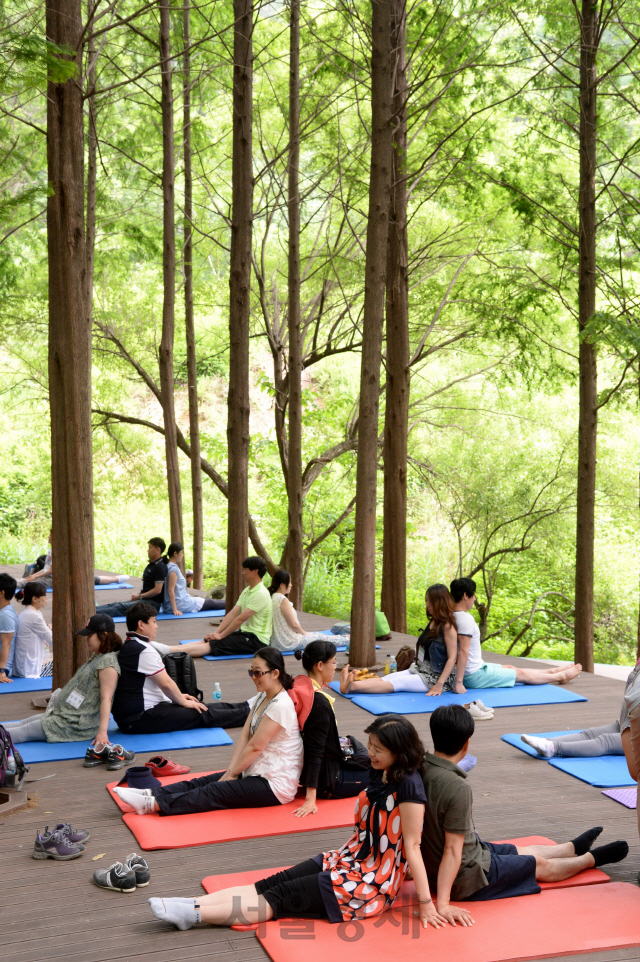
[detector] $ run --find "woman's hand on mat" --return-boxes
[426,684,443,696]
[454,683,466,694]
[292,799,318,818]
[416,902,448,929]
[0,671,12,684]
[433,904,475,927]
[173,609,182,617]
[92,731,110,747]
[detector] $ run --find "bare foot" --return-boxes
[555,663,582,684]
[340,664,356,694]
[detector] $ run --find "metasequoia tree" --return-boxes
[158,0,184,546]
[226,0,254,607]
[47,0,95,685]
[349,0,394,667]
[183,0,204,588]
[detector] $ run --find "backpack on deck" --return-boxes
[162,652,204,702]
[0,724,28,788]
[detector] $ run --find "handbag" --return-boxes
[396,645,415,672]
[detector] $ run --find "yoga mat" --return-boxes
[329,683,587,715]
[256,882,640,962]
[548,755,635,788]
[113,608,225,623]
[107,771,357,849]
[15,726,232,764]
[602,787,637,809]
[501,731,582,758]
[95,582,134,590]
[179,639,350,661]
[201,837,607,900]
[0,677,52,693]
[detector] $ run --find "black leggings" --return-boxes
[153,771,280,815]
[255,859,329,920]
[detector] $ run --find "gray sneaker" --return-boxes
[93,861,137,893]
[124,853,150,886]
[32,828,85,860]
[54,822,91,844]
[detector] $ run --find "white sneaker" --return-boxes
[474,699,490,712]
[464,702,494,720]
[521,734,555,757]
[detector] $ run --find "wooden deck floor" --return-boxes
[1,566,639,962]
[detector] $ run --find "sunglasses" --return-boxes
[247,668,275,679]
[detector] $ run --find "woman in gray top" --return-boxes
[3,613,122,748]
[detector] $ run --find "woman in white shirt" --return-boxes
[270,570,339,651]
[114,647,304,815]
[13,582,52,678]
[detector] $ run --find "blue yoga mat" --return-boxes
[113,608,225,624]
[328,682,587,715]
[180,638,349,661]
[0,677,52,693]
[46,583,134,593]
[14,725,233,764]
[548,756,635,788]
[501,731,582,758]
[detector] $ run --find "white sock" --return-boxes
[114,787,157,814]
[150,641,171,655]
[149,897,201,930]
[116,575,130,583]
[114,786,153,797]
[521,734,555,757]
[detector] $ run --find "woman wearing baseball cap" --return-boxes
[3,613,135,771]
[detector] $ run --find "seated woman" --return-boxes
[3,612,134,769]
[114,647,303,815]
[292,639,370,817]
[269,570,341,651]
[161,543,221,616]
[13,582,52,678]
[340,583,466,698]
[148,714,462,932]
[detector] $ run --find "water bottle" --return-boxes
[389,655,397,673]
[212,682,222,700]
[384,655,392,675]
[5,754,16,789]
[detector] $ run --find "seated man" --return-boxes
[96,538,169,619]
[0,573,18,684]
[162,556,272,659]
[451,577,582,687]
[111,603,249,734]
[421,704,628,913]
[15,529,128,590]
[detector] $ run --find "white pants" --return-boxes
[387,669,428,693]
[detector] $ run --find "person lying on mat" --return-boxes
[15,529,129,590]
[269,569,340,651]
[166,556,272,660]
[95,537,169,620]
[114,647,303,815]
[3,613,132,769]
[420,704,628,908]
[147,713,460,932]
[451,577,582,687]
[161,542,222,617]
[12,582,52,678]
[340,583,466,697]
[0,572,18,684]
[111,603,248,734]
[292,639,370,817]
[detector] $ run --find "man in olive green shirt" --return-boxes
[421,705,626,914]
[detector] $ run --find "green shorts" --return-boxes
[463,663,516,689]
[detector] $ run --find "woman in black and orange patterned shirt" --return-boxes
[149,715,467,932]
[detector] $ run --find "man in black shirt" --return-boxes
[96,537,169,619]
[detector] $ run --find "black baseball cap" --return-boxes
[77,613,116,635]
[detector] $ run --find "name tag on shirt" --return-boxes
[65,689,85,709]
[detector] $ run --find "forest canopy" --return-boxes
[0,0,639,668]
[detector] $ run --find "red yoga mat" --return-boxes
[106,773,357,850]
[256,882,640,962]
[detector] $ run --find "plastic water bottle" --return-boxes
[384,655,392,675]
[389,655,397,673]
[5,754,16,788]
[212,682,222,700]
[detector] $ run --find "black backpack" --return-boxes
[162,652,204,702]
[0,725,28,788]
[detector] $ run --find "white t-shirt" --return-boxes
[455,610,483,676]
[14,606,53,678]
[244,690,303,803]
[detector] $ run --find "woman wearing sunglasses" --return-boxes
[114,647,303,815]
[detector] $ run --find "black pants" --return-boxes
[96,600,160,618]
[207,630,267,657]
[122,700,250,734]
[153,770,280,815]
[198,598,222,611]
[255,859,329,920]
[321,766,370,799]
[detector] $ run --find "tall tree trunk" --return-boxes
[349,0,394,668]
[574,0,598,673]
[183,0,203,588]
[158,0,184,547]
[47,0,95,686]
[85,0,97,317]
[285,0,304,609]
[226,0,253,608]
[381,0,408,634]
